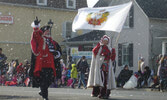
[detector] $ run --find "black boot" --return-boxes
[106,89,110,99]
[43,97,49,100]
[39,91,42,96]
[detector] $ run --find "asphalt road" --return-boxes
[0,86,167,100]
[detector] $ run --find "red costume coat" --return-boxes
[93,42,111,62]
[93,42,116,61]
[30,29,56,77]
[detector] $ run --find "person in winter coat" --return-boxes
[156,54,162,76]
[87,35,116,99]
[41,25,62,88]
[117,65,133,87]
[77,56,89,89]
[7,60,15,80]
[70,64,78,88]
[16,63,24,75]
[24,60,31,77]
[67,56,74,70]
[61,67,67,87]
[29,17,57,100]
[137,66,151,88]
[157,55,167,92]
[16,63,24,85]
[60,59,67,86]
[143,66,151,87]
[0,48,7,76]
[139,57,145,73]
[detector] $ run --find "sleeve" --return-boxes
[54,51,61,59]
[71,68,74,74]
[92,42,101,56]
[111,48,116,61]
[30,32,40,56]
[52,40,62,58]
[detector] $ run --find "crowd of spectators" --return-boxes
[1,46,167,92]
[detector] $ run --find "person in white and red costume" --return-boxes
[29,17,57,100]
[87,35,116,99]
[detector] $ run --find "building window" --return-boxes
[66,0,76,9]
[36,0,47,6]
[122,44,129,65]
[118,43,133,67]
[66,22,72,38]
[62,21,76,39]
[162,42,167,55]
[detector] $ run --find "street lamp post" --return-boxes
[48,19,54,35]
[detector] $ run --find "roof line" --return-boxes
[0,41,30,44]
[149,18,167,21]
[62,40,99,44]
[155,37,167,39]
[134,0,149,19]
[0,2,77,12]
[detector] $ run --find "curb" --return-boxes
[115,88,165,92]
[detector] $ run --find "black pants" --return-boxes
[40,68,54,98]
[92,71,109,97]
[92,87,110,97]
[137,76,149,88]
[160,80,167,91]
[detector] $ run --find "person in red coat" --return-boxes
[87,35,116,99]
[29,17,57,100]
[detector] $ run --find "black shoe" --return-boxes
[102,96,109,99]
[91,94,98,97]
[39,91,42,96]
[98,95,108,99]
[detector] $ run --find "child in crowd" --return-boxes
[0,74,6,85]
[61,67,67,86]
[7,60,15,80]
[70,64,78,88]
[60,59,67,87]
[16,63,24,85]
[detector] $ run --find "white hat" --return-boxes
[31,22,40,28]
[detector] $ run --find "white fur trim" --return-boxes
[42,37,46,50]
[55,51,61,59]
[31,22,40,28]
[100,35,111,49]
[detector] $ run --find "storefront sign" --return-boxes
[0,16,13,24]
[71,47,92,58]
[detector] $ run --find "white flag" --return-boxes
[87,0,99,8]
[72,2,132,33]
